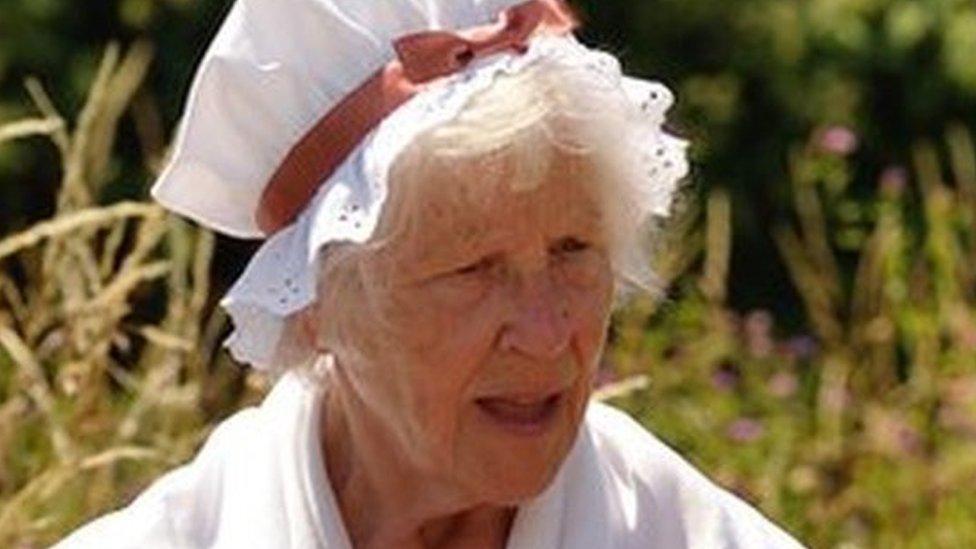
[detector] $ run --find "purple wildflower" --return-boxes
[767,371,799,398]
[781,335,818,361]
[711,362,741,391]
[816,126,859,156]
[822,384,850,412]
[744,310,774,359]
[879,165,908,197]
[726,418,765,443]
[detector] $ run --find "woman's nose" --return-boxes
[498,270,572,361]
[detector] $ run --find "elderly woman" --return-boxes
[58,1,802,548]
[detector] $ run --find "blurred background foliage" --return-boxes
[3,0,976,318]
[582,0,976,323]
[1,0,976,547]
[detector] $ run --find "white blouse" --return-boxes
[56,372,805,548]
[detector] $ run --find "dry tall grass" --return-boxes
[0,43,262,547]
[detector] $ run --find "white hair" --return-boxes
[308,55,684,363]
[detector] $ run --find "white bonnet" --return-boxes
[151,0,690,371]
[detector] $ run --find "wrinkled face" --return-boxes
[339,154,615,504]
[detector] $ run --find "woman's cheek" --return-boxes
[382,288,451,350]
[566,266,614,359]
[427,274,493,311]
[378,269,498,358]
[563,254,613,309]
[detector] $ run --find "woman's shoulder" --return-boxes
[54,374,319,548]
[581,402,805,548]
[53,406,267,548]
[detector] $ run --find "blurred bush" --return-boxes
[610,123,976,547]
[0,0,228,229]
[577,0,976,319]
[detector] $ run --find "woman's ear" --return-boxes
[274,304,324,368]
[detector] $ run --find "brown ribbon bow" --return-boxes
[394,0,577,84]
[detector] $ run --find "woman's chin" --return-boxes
[468,451,564,505]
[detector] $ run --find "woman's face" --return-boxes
[339,155,615,504]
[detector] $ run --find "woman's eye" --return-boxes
[453,256,494,276]
[552,237,591,255]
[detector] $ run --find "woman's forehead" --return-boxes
[415,156,604,240]
[377,152,609,274]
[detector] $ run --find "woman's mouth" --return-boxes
[475,392,563,436]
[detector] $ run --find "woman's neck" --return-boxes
[320,379,515,549]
